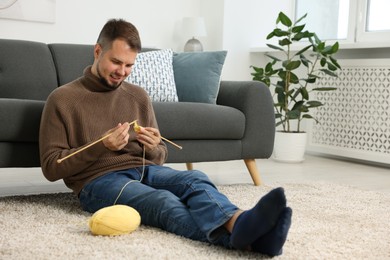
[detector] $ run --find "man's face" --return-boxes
[92,39,137,88]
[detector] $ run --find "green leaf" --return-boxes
[295,45,312,56]
[291,88,300,100]
[250,66,262,73]
[266,32,275,40]
[286,89,295,97]
[292,100,304,111]
[265,63,273,73]
[294,13,308,24]
[265,54,281,62]
[306,101,323,107]
[273,28,290,37]
[275,85,284,94]
[321,45,334,55]
[303,77,316,83]
[320,69,338,77]
[300,105,309,112]
[289,72,299,83]
[302,114,319,123]
[277,92,286,104]
[316,42,325,51]
[302,114,319,124]
[312,87,337,91]
[275,120,285,127]
[327,62,338,71]
[278,12,292,27]
[266,44,284,51]
[332,42,339,53]
[292,24,305,33]
[313,33,321,44]
[330,56,341,69]
[284,60,301,70]
[276,80,285,88]
[279,38,292,46]
[287,109,300,119]
[299,54,311,67]
[291,32,304,41]
[320,57,327,67]
[301,87,309,99]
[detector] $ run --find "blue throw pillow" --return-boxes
[172,51,227,104]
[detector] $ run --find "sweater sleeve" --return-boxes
[39,89,107,182]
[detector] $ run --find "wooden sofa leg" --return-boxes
[244,159,262,186]
[186,162,193,170]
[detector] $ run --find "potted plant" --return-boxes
[251,12,341,162]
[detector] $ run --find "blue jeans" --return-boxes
[79,165,238,248]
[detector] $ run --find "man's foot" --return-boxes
[251,207,292,256]
[230,187,286,249]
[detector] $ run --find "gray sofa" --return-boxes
[0,39,275,185]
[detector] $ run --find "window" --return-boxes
[366,0,390,31]
[295,0,390,46]
[295,0,350,40]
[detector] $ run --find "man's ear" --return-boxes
[94,44,102,59]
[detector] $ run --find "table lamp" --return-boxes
[182,17,207,52]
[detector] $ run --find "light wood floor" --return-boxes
[0,154,389,197]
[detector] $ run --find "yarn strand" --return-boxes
[113,145,146,205]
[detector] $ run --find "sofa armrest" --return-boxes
[217,81,275,158]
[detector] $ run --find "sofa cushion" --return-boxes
[173,51,227,104]
[126,49,178,102]
[0,39,58,101]
[153,102,245,140]
[0,98,45,142]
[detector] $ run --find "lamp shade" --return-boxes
[182,17,207,37]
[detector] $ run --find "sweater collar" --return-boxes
[81,66,122,92]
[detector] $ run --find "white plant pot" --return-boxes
[273,131,307,163]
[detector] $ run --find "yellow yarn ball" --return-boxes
[88,205,141,236]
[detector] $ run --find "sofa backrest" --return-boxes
[0,39,158,102]
[49,44,158,87]
[0,39,58,101]
[48,43,95,86]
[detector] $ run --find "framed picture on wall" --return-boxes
[0,0,55,23]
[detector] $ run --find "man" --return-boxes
[39,19,292,256]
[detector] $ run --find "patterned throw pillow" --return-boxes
[126,49,178,102]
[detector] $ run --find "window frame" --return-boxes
[356,0,390,43]
[293,0,390,48]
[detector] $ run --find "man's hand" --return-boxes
[135,126,161,151]
[102,122,130,151]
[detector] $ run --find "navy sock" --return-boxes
[251,207,292,257]
[230,187,286,250]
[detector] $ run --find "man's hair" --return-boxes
[96,19,142,52]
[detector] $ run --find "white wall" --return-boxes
[220,0,292,80]
[3,1,388,82]
[0,0,290,81]
[0,0,205,50]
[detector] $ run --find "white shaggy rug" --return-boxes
[0,182,389,259]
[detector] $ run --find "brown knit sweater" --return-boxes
[39,66,167,195]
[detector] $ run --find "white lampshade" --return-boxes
[182,17,207,37]
[182,17,207,52]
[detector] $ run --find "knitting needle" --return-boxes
[160,136,183,150]
[57,120,138,164]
